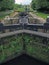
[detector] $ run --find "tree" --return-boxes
[31,0,49,11]
[0,0,15,11]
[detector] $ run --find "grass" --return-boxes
[0,8,25,19]
[35,12,49,19]
[17,8,25,12]
[14,7,25,12]
[0,10,13,19]
[31,8,49,19]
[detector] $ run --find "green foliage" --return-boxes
[0,0,15,11]
[31,0,49,11]
[0,10,13,19]
[14,4,22,10]
[14,4,25,12]
[0,35,23,63]
[0,34,49,63]
[24,35,49,63]
[35,11,49,19]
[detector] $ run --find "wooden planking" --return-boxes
[27,24,44,29]
[28,24,44,26]
[0,23,45,31]
[24,30,49,38]
[0,30,49,38]
[0,30,23,38]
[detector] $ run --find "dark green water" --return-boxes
[1,54,49,65]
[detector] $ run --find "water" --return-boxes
[1,54,49,65]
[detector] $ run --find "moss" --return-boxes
[0,35,23,63]
[0,34,49,63]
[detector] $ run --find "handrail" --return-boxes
[0,30,49,38]
[0,23,44,31]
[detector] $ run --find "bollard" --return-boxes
[46,16,49,23]
[44,16,49,32]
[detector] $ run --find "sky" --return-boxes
[15,0,32,5]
